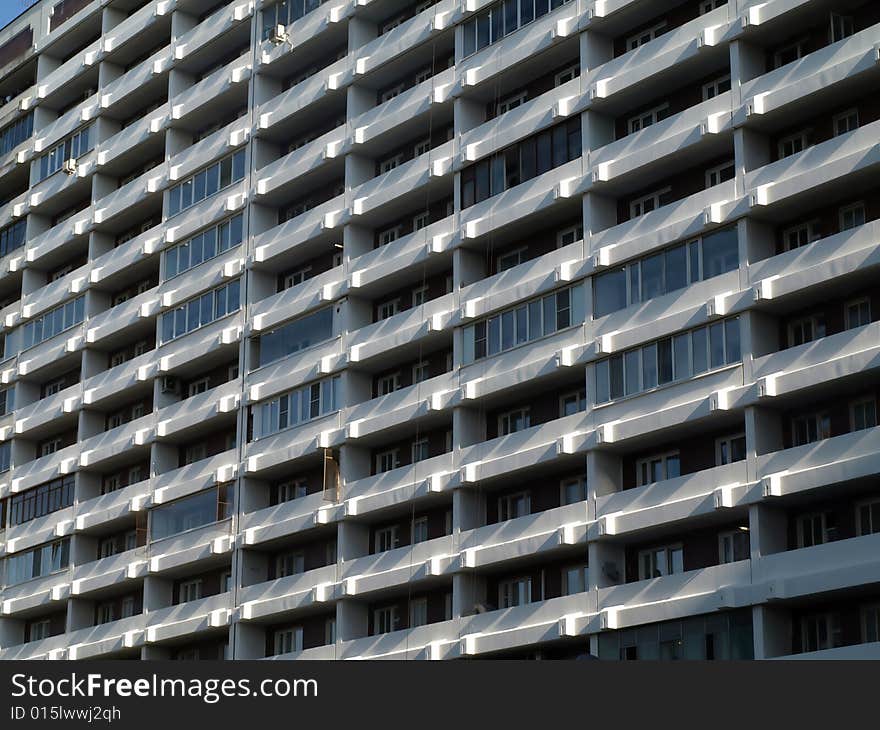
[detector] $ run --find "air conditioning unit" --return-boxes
[270,24,287,44]
[62,158,77,175]
[160,376,179,394]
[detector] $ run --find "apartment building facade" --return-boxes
[0,0,878,660]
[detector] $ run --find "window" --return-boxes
[800,613,841,652]
[563,565,588,595]
[856,499,880,537]
[498,491,530,521]
[412,285,429,307]
[629,188,668,218]
[782,222,820,251]
[861,605,880,644]
[99,538,116,559]
[626,21,666,51]
[378,298,400,320]
[595,317,741,403]
[28,619,51,642]
[412,210,429,230]
[37,125,93,181]
[560,389,586,416]
[22,296,85,349]
[845,298,871,330]
[791,413,831,446]
[829,12,854,43]
[150,486,230,541]
[699,0,726,12]
[325,618,337,645]
[557,224,583,247]
[257,307,334,367]
[628,103,669,134]
[379,152,404,174]
[262,0,331,39]
[638,545,683,579]
[179,579,203,602]
[374,526,399,553]
[773,39,806,69]
[258,376,340,437]
[4,539,70,586]
[461,0,575,57]
[560,477,586,505]
[412,438,430,463]
[496,247,526,272]
[376,449,399,473]
[121,596,136,618]
[188,378,210,397]
[373,606,398,634]
[593,227,739,317]
[778,132,808,158]
[796,511,837,548]
[850,397,876,432]
[462,282,586,363]
[788,315,825,347]
[460,116,581,208]
[273,479,308,504]
[40,438,63,457]
[412,361,429,383]
[378,225,402,246]
[718,529,749,563]
[165,215,244,279]
[412,516,429,544]
[496,91,527,116]
[380,83,405,103]
[636,452,680,486]
[167,150,246,217]
[498,407,530,435]
[184,444,207,465]
[499,577,532,608]
[839,202,866,231]
[377,372,401,396]
[8,476,74,526]
[702,74,731,100]
[0,112,33,156]
[0,220,26,257]
[715,434,746,465]
[833,109,859,137]
[274,627,303,655]
[409,597,428,627]
[276,552,305,577]
[159,280,241,343]
[97,602,116,625]
[705,161,735,188]
[554,63,579,86]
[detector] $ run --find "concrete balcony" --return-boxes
[143,592,232,646]
[3,505,75,555]
[153,450,238,508]
[246,412,342,474]
[170,54,251,124]
[590,5,734,103]
[596,561,752,630]
[591,95,733,186]
[246,336,344,405]
[82,350,157,408]
[105,0,175,59]
[17,325,85,379]
[257,56,353,133]
[239,564,340,621]
[241,491,333,547]
[33,104,94,158]
[250,267,344,335]
[460,76,584,169]
[168,119,248,188]
[156,381,240,444]
[75,480,150,534]
[252,195,348,264]
[460,411,590,484]
[25,206,92,267]
[460,160,584,241]
[459,593,593,656]
[90,224,163,287]
[594,461,752,539]
[738,24,880,126]
[13,384,79,438]
[27,150,96,213]
[350,140,454,219]
[347,292,454,363]
[86,288,158,347]
[67,612,149,660]
[255,127,346,198]
[780,642,880,660]
[0,566,71,618]
[11,442,81,493]
[341,619,459,660]
[348,216,456,292]
[70,546,149,599]
[753,533,880,603]
[21,264,89,322]
[460,502,589,570]
[35,39,103,104]
[160,251,240,311]
[265,643,338,660]
[147,520,233,575]
[746,119,880,209]
[354,0,455,78]
[176,0,251,64]
[95,109,167,174]
[94,165,165,226]
[341,534,456,597]
[589,180,738,262]
[343,452,456,517]
[0,630,73,660]
[165,178,247,243]
[154,311,244,374]
[79,414,155,470]
[756,427,880,501]
[351,68,455,148]
[457,3,577,94]
[344,371,457,442]
[258,0,353,68]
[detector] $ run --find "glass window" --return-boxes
[258,307,334,367]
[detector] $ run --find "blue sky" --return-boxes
[0,1,39,31]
